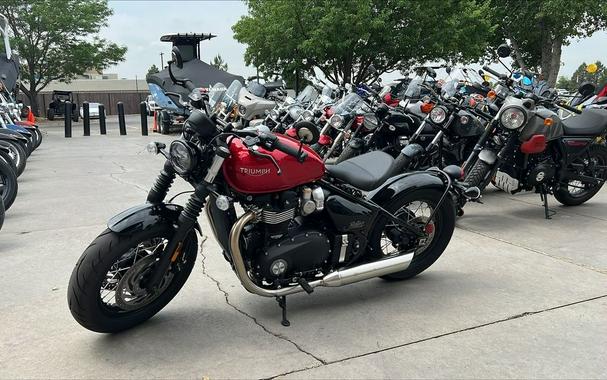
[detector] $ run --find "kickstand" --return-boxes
[540,186,556,219]
[276,296,290,327]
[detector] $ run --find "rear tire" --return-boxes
[1,141,27,177]
[32,128,43,149]
[160,111,171,135]
[67,226,198,333]
[0,150,17,174]
[0,158,18,210]
[554,144,607,206]
[369,189,456,280]
[464,160,494,191]
[0,196,4,231]
[47,109,55,121]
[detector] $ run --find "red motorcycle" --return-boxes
[67,48,460,332]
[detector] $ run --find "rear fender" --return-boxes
[108,203,201,235]
[369,171,448,206]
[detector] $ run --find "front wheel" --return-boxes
[464,160,495,191]
[67,225,198,333]
[554,144,607,206]
[368,188,456,280]
[0,158,18,210]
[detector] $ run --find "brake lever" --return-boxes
[249,146,282,175]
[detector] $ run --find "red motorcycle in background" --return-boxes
[68,47,462,332]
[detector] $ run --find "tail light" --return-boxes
[520,135,546,154]
[355,115,364,127]
[318,135,333,146]
[286,128,297,138]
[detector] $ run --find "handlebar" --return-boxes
[482,66,507,80]
[273,138,308,162]
[556,101,582,114]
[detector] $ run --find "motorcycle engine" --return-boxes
[525,155,556,187]
[241,188,331,282]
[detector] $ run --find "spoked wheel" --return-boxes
[0,158,18,210]
[369,189,456,280]
[68,225,198,333]
[554,144,607,206]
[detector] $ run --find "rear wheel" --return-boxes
[0,150,17,174]
[159,111,171,135]
[0,196,4,231]
[32,128,43,149]
[0,158,18,210]
[67,225,198,333]
[1,141,27,177]
[554,144,607,206]
[368,189,456,280]
[46,108,55,120]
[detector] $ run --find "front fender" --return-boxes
[368,171,447,206]
[108,203,201,235]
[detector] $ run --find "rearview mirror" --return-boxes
[172,46,184,69]
[445,66,452,74]
[578,82,596,97]
[426,67,437,78]
[497,44,511,58]
[294,121,319,144]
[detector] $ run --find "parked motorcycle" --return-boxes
[67,47,461,332]
[463,46,607,218]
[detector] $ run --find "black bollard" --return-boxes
[139,102,148,136]
[117,102,126,135]
[82,101,90,136]
[64,101,72,138]
[99,104,106,134]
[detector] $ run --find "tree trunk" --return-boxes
[540,32,552,80]
[547,39,562,88]
[28,83,40,117]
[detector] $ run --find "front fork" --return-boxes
[145,147,230,289]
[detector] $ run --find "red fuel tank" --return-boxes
[222,134,325,194]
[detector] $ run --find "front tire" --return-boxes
[0,158,18,210]
[464,160,495,191]
[67,225,198,333]
[369,189,456,280]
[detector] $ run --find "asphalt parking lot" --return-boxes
[1,115,606,379]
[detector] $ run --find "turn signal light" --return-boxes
[487,90,497,100]
[420,102,435,114]
[544,117,554,127]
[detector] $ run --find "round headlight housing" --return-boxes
[270,109,279,120]
[330,114,343,128]
[500,107,526,129]
[302,110,314,122]
[169,140,197,174]
[238,105,247,116]
[363,114,379,130]
[430,106,447,124]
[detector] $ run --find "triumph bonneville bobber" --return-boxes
[68,47,471,332]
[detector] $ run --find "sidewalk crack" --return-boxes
[199,247,326,367]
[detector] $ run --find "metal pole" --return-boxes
[160,52,164,68]
[82,101,90,136]
[64,101,72,138]
[99,104,106,134]
[117,102,126,135]
[140,102,148,136]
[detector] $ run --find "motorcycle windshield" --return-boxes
[404,76,423,98]
[321,85,333,98]
[208,83,226,108]
[224,80,243,109]
[247,81,266,98]
[333,93,365,116]
[443,68,485,97]
[295,85,318,104]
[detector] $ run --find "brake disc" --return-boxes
[115,255,174,311]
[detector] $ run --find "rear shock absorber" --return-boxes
[147,160,176,203]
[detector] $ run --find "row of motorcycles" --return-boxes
[0,81,43,231]
[67,44,607,333]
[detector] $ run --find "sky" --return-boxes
[101,0,607,81]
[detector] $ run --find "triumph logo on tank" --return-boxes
[240,167,271,176]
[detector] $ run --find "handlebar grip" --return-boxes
[557,102,582,114]
[482,66,506,80]
[274,140,307,162]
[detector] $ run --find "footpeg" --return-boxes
[297,278,314,294]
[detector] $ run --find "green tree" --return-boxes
[487,0,607,87]
[0,0,127,115]
[210,54,228,71]
[233,0,493,86]
[147,64,160,76]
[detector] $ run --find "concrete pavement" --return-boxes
[1,115,606,379]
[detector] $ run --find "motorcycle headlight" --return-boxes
[169,140,197,174]
[238,105,247,116]
[330,114,343,128]
[500,106,526,129]
[430,106,447,124]
[270,109,279,120]
[302,110,314,122]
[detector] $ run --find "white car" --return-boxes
[145,95,161,116]
[79,102,104,119]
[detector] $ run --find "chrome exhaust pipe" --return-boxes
[228,212,414,297]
